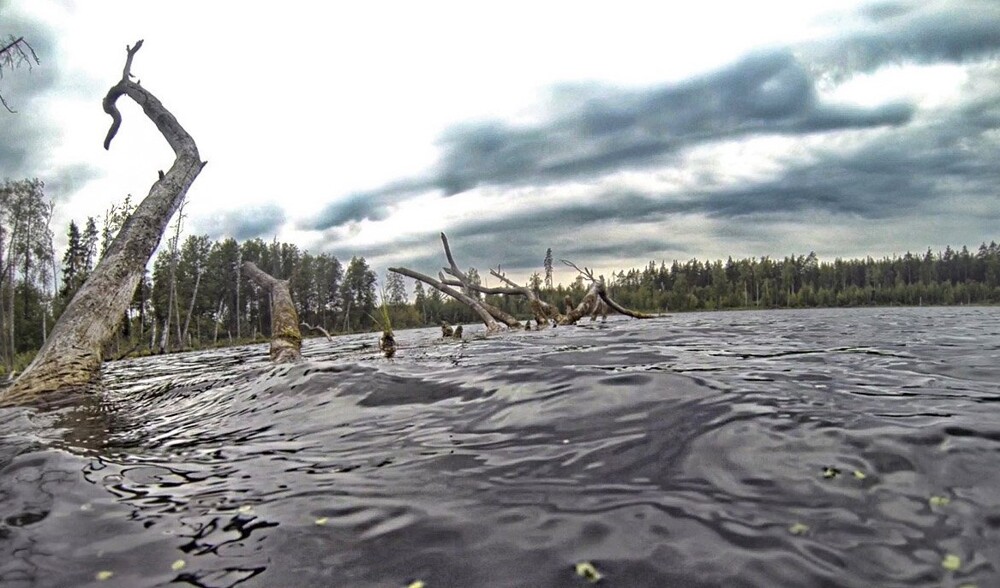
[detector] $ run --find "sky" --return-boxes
[1,0,998,287]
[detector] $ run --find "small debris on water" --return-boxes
[314,517,329,526]
[96,570,114,581]
[238,504,254,515]
[852,470,866,480]
[822,467,840,479]
[575,561,603,583]
[407,580,426,588]
[788,522,810,535]
[171,559,186,571]
[929,495,951,507]
[941,553,961,571]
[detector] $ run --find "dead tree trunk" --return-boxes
[1,40,206,405]
[242,261,301,363]
[437,233,521,328]
[388,266,501,332]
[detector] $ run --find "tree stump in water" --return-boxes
[242,262,302,363]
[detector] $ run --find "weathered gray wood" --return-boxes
[1,41,206,405]
[388,266,501,332]
[242,261,301,363]
[438,233,521,328]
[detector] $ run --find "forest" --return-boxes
[2,178,999,377]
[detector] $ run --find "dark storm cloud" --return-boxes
[316,0,1000,273]
[306,48,915,231]
[830,0,1000,72]
[198,204,287,241]
[423,50,913,195]
[692,69,1000,221]
[304,178,433,229]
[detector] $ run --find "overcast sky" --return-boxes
[2,0,998,286]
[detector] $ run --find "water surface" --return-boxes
[1,307,999,587]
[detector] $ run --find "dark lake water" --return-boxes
[1,307,999,587]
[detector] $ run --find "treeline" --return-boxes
[603,247,1000,312]
[0,182,487,373]
[2,177,998,375]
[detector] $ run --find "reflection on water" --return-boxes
[1,307,999,587]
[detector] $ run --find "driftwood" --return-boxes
[389,233,657,333]
[1,40,206,405]
[300,322,333,341]
[243,262,301,363]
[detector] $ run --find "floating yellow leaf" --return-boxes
[941,554,961,571]
[238,505,254,514]
[171,559,186,571]
[575,561,603,583]
[852,470,866,480]
[957,584,978,588]
[822,467,840,479]
[408,581,426,588]
[929,495,951,507]
[788,522,810,535]
[95,570,114,581]
[315,517,329,526]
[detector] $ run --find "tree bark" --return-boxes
[242,261,301,363]
[1,41,206,405]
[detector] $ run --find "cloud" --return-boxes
[303,178,433,229]
[42,162,103,201]
[196,204,287,241]
[425,50,914,195]
[307,48,915,232]
[816,0,1000,75]
[304,1,1000,236]
[343,57,1000,277]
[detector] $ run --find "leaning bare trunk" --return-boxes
[181,267,202,345]
[2,41,206,405]
[242,261,301,363]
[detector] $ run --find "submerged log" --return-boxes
[1,40,206,405]
[242,262,302,363]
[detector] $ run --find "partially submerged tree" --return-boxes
[389,233,657,334]
[242,261,301,363]
[1,41,207,405]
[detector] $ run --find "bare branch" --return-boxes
[561,259,596,282]
[389,266,502,332]
[102,40,144,149]
[301,322,333,342]
[0,36,40,113]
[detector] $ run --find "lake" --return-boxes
[1,307,998,587]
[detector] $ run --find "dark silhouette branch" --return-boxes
[0,35,40,113]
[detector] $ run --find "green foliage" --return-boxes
[605,242,1000,312]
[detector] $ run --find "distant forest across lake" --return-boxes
[2,180,998,374]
